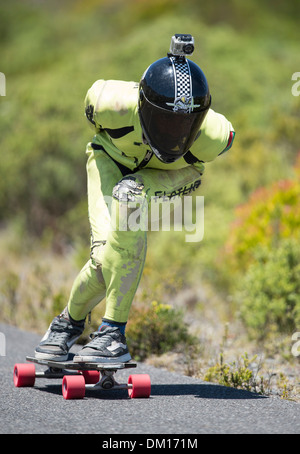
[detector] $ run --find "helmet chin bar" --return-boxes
[140,120,176,164]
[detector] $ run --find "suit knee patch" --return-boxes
[112,176,144,202]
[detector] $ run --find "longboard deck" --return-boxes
[26,355,137,371]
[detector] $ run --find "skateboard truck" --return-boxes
[13,355,151,400]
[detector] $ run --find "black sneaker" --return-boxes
[35,311,85,361]
[73,326,131,363]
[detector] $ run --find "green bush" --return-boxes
[204,353,265,394]
[126,301,197,361]
[236,238,300,340]
[224,158,300,273]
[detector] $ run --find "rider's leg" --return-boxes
[67,146,124,321]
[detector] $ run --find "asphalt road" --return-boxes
[0,322,299,435]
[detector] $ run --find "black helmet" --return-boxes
[138,56,211,163]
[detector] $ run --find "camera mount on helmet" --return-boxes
[168,34,195,58]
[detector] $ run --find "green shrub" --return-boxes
[236,238,300,340]
[224,159,300,272]
[204,353,265,394]
[126,301,196,361]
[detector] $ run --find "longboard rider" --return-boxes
[35,34,235,363]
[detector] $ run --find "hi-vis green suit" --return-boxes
[67,80,234,323]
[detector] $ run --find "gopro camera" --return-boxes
[169,34,195,57]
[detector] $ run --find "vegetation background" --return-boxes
[0,0,299,398]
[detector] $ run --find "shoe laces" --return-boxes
[88,327,120,348]
[48,317,81,344]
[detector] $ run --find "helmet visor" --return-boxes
[139,98,209,163]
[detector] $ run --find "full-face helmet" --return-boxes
[138,51,211,163]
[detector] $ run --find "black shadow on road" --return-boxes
[150,383,266,400]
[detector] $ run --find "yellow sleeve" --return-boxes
[84,79,139,132]
[191,109,235,163]
[84,80,107,131]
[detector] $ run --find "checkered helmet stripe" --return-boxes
[173,58,192,98]
[170,57,193,112]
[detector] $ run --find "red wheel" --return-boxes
[13,363,36,387]
[62,375,85,400]
[128,374,151,398]
[80,370,100,384]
